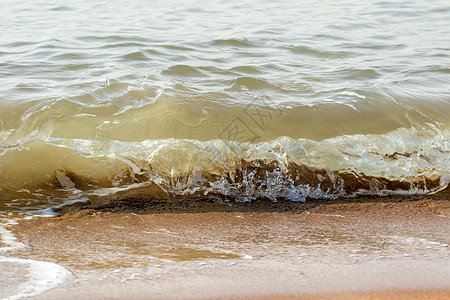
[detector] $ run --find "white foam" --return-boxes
[0,219,25,253]
[88,181,152,197]
[0,257,72,300]
[27,208,59,217]
[29,196,90,217]
[1,217,72,299]
[338,91,366,99]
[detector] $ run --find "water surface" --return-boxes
[1,0,449,212]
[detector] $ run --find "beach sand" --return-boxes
[5,193,450,299]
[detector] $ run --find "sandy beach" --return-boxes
[2,192,448,299]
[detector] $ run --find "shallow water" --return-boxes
[2,203,449,299]
[1,0,449,212]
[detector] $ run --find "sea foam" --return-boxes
[0,218,72,299]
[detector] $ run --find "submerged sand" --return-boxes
[4,194,450,299]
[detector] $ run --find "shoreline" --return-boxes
[1,193,447,299]
[54,187,450,215]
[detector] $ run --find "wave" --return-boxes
[1,0,450,213]
[0,127,448,211]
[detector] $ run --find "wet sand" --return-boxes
[4,193,450,299]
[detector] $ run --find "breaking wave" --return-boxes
[0,126,448,212]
